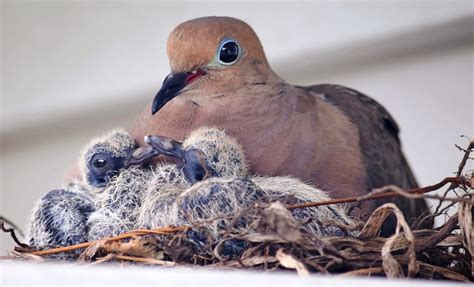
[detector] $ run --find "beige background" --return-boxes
[1,1,473,254]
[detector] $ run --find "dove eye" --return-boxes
[91,154,112,171]
[93,158,107,169]
[217,39,240,65]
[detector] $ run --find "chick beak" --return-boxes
[144,135,185,159]
[145,135,210,184]
[151,69,206,115]
[124,146,159,168]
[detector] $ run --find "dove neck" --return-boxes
[200,65,283,94]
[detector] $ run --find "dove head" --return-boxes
[152,16,281,114]
[79,130,159,188]
[181,127,250,179]
[144,127,249,184]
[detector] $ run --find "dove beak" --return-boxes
[124,146,160,168]
[152,69,206,115]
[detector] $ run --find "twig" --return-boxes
[10,250,44,261]
[29,226,187,256]
[416,215,459,252]
[0,219,29,248]
[434,140,473,215]
[415,196,461,230]
[454,140,473,178]
[0,255,18,260]
[340,267,384,276]
[0,216,24,237]
[362,185,473,203]
[114,254,176,266]
[287,176,470,210]
[86,254,116,266]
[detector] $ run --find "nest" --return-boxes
[1,141,473,282]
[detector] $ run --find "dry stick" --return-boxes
[86,254,116,266]
[286,176,470,210]
[0,216,24,237]
[426,141,473,228]
[362,184,473,203]
[434,140,473,215]
[114,254,176,266]
[453,140,473,182]
[0,219,29,248]
[415,214,459,252]
[29,226,187,256]
[340,267,384,277]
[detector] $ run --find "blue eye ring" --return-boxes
[217,38,241,66]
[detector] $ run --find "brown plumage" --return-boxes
[128,16,431,234]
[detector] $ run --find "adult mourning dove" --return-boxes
[128,16,430,233]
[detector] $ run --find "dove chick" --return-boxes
[138,127,353,259]
[27,130,157,255]
[26,183,95,259]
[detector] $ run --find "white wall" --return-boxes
[1,1,473,254]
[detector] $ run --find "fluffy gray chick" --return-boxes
[27,129,156,257]
[82,130,159,240]
[138,127,354,258]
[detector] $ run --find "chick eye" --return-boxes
[218,39,240,65]
[92,158,108,169]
